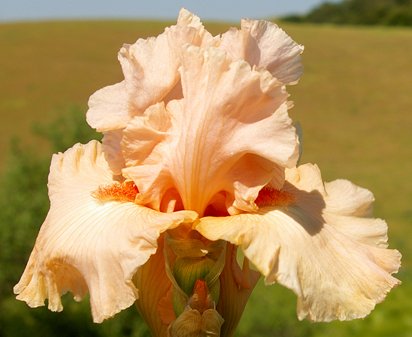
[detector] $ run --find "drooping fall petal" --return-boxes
[196,163,401,322]
[322,179,389,247]
[14,141,197,323]
[219,19,304,85]
[123,45,299,215]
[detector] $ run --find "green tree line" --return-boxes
[283,0,412,26]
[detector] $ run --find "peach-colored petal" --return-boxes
[122,45,299,215]
[220,19,304,85]
[323,179,389,247]
[196,164,401,322]
[118,8,215,113]
[324,178,375,217]
[285,166,390,248]
[86,9,215,133]
[14,141,198,323]
[101,129,126,175]
[86,81,130,132]
[122,103,172,168]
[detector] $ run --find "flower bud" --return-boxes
[168,308,224,337]
[169,280,224,337]
[164,234,226,317]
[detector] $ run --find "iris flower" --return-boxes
[15,9,400,337]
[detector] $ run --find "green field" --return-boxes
[0,19,411,337]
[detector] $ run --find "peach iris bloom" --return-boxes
[14,9,400,337]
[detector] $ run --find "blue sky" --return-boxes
[1,0,336,22]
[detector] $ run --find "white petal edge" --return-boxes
[14,141,198,323]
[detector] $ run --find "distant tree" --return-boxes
[282,0,412,26]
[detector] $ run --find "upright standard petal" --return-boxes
[219,19,304,85]
[118,8,215,113]
[123,45,299,215]
[86,9,217,177]
[14,141,197,323]
[86,9,215,133]
[100,129,126,176]
[196,163,401,322]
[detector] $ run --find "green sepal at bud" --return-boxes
[164,233,226,318]
[172,256,221,316]
[173,257,217,297]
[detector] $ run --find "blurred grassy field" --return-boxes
[0,19,411,336]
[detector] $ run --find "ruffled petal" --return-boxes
[285,166,390,248]
[14,141,198,323]
[323,179,389,247]
[324,178,375,217]
[196,164,401,322]
[122,45,299,215]
[220,19,304,85]
[86,9,215,133]
[118,8,215,113]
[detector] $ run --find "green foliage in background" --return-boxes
[283,0,412,26]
